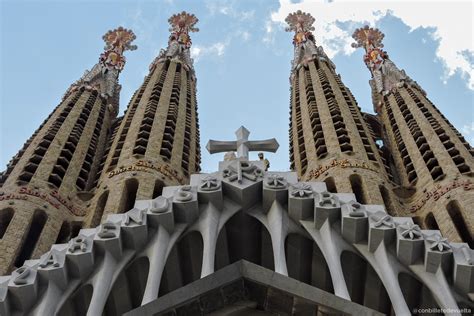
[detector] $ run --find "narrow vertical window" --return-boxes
[152,180,163,199]
[411,216,422,228]
[349,174,367,204]
[425,212,440,230]
[55,221,71,244]
[122,178,139,213]
[324,177,337,193]
[91,191,109,227]
[15,209,47,267]
[0,208,14,239]
[379,185,395,215]
[447,200,473,247]
[71,222,83,239]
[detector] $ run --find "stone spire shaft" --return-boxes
[0,27,136,275]
[286,11,400,213]
[353,26,474,245]
[87,12,201,227]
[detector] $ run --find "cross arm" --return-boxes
[247,138,279,153]
[206,140,238,154]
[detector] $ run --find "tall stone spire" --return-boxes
[63,27,137,116]
[286,11,400,213]
[285,10,334,82]
[353,26,474,245]
[87,12,201,226]
[150,11,199,73]
[351,25,420,112]
[0,27,136,275]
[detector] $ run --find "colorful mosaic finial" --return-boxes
[351,25,385,52]
[285,10,316,47]
[150,12,199,72]
[285,10,315,34]
[351,26,390,78]
[101,27,137,72]
[167,11,199,55]
[168,11,199,36]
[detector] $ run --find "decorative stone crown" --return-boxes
[285,10,316,37]
[351,25,385,52]
[100,26,138,72]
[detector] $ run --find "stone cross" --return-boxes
[206,126,279,160]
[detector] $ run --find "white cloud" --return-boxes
[263,20,275,44]
[191,41,228,62]
[270,0,474,89]
[205,0,255,21]
[240,31,250,42]
[462,122,474,145]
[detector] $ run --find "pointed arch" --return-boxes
[217,212,274,271]
[285,233,314,285]
[159,231,203,297]
[312,241,334,294]
[341,250,392,313]
[399,272,440,312]
[57,284,93,316]
[104,257,150,315]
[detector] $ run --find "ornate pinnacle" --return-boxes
[168,11,199,35]
[284,10,331,79]
[103,27,137,55]
[351,25,385,52]
[100,27,137,72]
[167,11,199,51]
[62,26,137,105]
[351,25,415,106]
[285,10,315,34]
[149,12,199,72]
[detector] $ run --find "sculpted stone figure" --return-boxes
[258,152,270,171]
[224,151,236,161]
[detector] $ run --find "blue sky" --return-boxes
[1,0,473,173]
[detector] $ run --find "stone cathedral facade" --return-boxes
[0,10,473,316]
